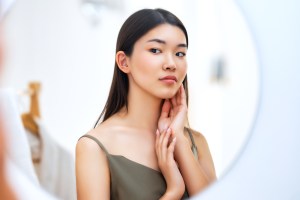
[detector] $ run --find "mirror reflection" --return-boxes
[1,0,259,199]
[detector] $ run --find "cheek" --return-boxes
[134,53,161,74]
[178,62,188,81]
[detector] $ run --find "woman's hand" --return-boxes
[158,85,188,137]
[155,128,185,199]
[158,99,172,133]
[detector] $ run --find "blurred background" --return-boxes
[1,0,259,178]
[1,0,260,199]
[2,0,300,199]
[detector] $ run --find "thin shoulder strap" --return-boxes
[79,135,109,155]
[185,128,199,160]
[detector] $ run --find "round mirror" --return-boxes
[2,0,259,195]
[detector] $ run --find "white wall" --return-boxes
[193,0,300,199]
[2,0,124,150]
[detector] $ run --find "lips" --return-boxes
[159,76,178,82]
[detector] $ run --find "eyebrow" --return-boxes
[147,39,187,48]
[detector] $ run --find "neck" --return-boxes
[119,84,162,133]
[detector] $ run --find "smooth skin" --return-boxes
[76,24,216,200]
[158,85,217,197]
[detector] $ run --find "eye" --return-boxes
[176,52,186,57]
[150,48,161,54]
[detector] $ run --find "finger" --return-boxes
[161,128,172,160]
[176,85,182,105]
[162,128,171,147]
[155,129,160,156]
[180,85,186,106]
[170,108,174,119]
[157,129,166,161]
[171,95,177,108]
[160,99,171,118]
[168,137,176,156]
[158,129,167,151]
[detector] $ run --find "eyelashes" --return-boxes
[149,48,161,54]
[176,52,186,57]
[149,48,186,57]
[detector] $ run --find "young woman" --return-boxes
[76,8,216,200]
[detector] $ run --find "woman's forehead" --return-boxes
[137,24,187,46]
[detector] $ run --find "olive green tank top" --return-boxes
[80,128,197,200]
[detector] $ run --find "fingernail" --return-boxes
[173,137,176,142]
[156,129,159,135]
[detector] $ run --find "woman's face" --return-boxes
[126,24,188,99]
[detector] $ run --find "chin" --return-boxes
[158,91,177,99]
[153,86,179,99]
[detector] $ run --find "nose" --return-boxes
[162,55,176,71]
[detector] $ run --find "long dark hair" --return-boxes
[94,8,189,127]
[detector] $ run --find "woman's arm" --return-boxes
[192,130,216,180]
[158,85,216,196]
[155,128,185,200]
[76,137,110,200]
[174,130,216,196]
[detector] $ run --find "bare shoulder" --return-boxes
[76,120,115,160]
[76,126,111,199]
[76,131,103,155]
[77,117,127,154]
[76,127,108,167]
[185,127,217,179]
[184,127,208,146]
[185,127,212,154]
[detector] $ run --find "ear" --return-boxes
[116,51,130,73]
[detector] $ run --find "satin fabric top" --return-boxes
[80,128,197,200]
